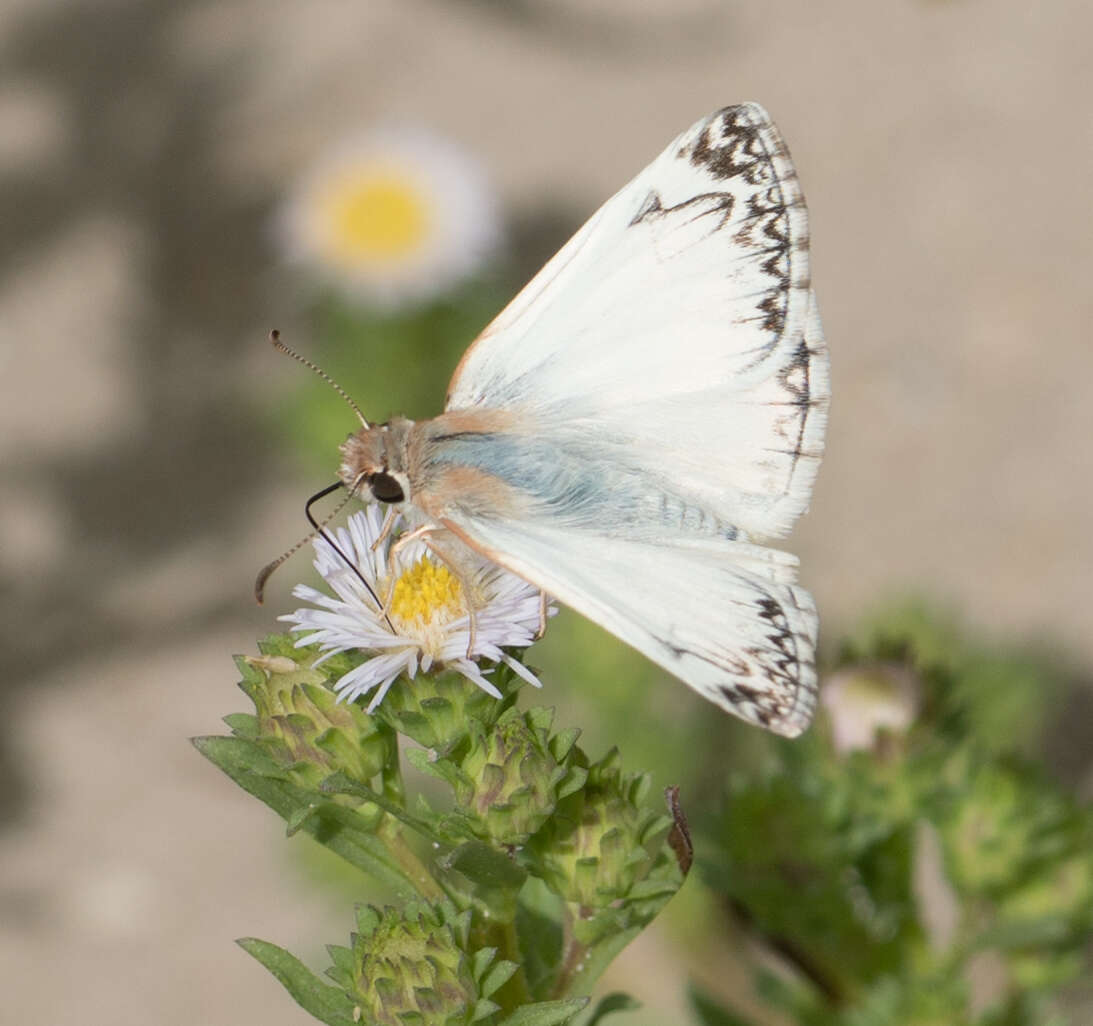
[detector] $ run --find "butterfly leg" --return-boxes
[417,535,480,657]
[370,506,398,552]
[534,590,548,640]
[382,524,441,615]
[382,525,480,653]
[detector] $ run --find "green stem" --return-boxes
[550,906,588,999]
[378,720,405,806]
[370,723,442,899]
[476,915,533,1010]
[378,817,445,901]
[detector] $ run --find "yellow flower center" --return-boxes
[388,557,464,628]
[321,167,432,264]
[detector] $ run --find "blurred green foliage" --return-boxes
[692,606,1093,1026]
[278,284,510,467]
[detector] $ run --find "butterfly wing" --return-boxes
[438,512,817,736]
[446,103,829,541]
[426,104,827,733]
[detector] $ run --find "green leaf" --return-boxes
[472,998,503,1022]
[515,877,567,999]
[324,943,355,990]
[582,991,641,1025]
[688,986,757,1026]
[442,841,527,891]
[193,734,288,782]
[320,770,443,842]
[439,841,527,921]
[479,959,521,1000]
[194,737,418,896]
[223,712,259,738]
[471,946,500,983]
[566,926,643,996]
[284,803,318,837]
[974,916,1074,951]
[237,937,357,1026]
[496,997,590,1026]
[406,744,467,790]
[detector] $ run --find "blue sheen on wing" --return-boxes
[430,431,739,543]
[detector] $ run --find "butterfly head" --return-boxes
[339,417,416,505]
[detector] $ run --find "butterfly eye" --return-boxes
[369,472,405,504]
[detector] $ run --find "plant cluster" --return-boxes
[693,607,1093,1026]
[196,633,690,1026]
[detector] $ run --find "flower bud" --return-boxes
[446,707,585,845]
[531,747,671,909]
[327,901,517,1026]
[821,663,920,756]
[940,758,1064,897]
[237,643,388,789]
[376,664,520,756]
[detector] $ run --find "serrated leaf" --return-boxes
[223,712,260,738]
[471,946,499,982]
[194,734,289,781]
[324,943,355,990]
[550,727,582,763]
[525,706,555,732]
[557,766,588,801]
[285,803,319,836]
[195,737,418,895]
[237,937,357,1026]
[582,992,641,1025]
[234,653,266,686]
[479,958,520,999]
[472,998,503,1022]
[496,997,589,1026]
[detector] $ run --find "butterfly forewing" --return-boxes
[447,104,825,531]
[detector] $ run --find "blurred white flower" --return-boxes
[276,126,501,309]
[820,664,920,755]
[280,505,549,711]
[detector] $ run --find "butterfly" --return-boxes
[272,104,829,737]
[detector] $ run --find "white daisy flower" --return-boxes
[280,505,550,712]
[276,126,501,309]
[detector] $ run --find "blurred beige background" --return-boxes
[2,1,1090,1023]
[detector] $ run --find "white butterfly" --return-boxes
[282,104,829,737]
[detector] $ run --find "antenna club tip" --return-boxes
[255,561,280,604]
[268,328,282,346]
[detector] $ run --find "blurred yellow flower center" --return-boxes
[322,169,431,263]
[388,558,464,628]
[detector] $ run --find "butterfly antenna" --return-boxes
[303,483,393,628]
[256,482,394,631]
[255,483,354,603]
[268,329,370,428]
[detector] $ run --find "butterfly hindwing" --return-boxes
[439,513,818,737]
